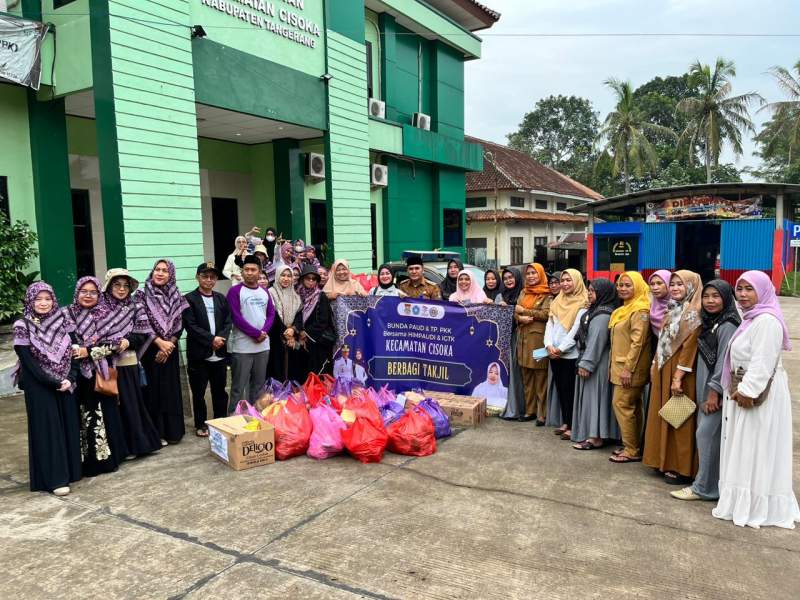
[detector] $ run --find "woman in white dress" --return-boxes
[712,270,800,529]
[472,362,508,409]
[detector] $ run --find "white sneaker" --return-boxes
[53,486,70,497]
[160,439,168,447]
[124,454,136,461]
[670,486,701,501]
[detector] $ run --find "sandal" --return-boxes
[560,430,572,440]
[612,447,625,456]
[554,427,567,436]
[196,429,209,437]
[573,441,603,451]
[609,453,642,463]
[663,471,689,485]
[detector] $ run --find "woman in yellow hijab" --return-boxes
[544,268,589,438]
[608,271,654,463]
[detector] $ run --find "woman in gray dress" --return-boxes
[671,279,740,501]
[571,279,620,449]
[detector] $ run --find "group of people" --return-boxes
[499,264,799,529]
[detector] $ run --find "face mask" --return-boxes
[295,245,303,253]
[266,235,275,242]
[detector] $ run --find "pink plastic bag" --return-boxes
[234,399,265,421]
[308,404,347,460]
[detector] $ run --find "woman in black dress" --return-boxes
[13,282,81,496]
[137,259,188,444]
[101,268,162,455]
[65,276,128,474]
[295,264,335,377]
[268,264,304,381]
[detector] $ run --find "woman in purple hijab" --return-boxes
[648,270,671,336]
[712,271,800,529]
[137,259,189,445]
[13,282,81,495]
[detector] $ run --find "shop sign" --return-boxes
[0,15,49,90]
[646,195,763,222]
[198,0,321,49]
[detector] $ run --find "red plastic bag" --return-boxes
[303,372,328,408]
[308,404,347,460]
[386,408,436,457]
[264,398,312,460]
[342,417,388,463]
[341,394,383,429]
[321,374,337,393]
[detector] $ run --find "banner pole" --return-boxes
[794,246,798,296]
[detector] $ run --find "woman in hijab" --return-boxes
[712,272,800,528]
[262,226,278,262]
[296,264,336,377]
[223,235,248,283]
[548,271,562,298]
[65,276,128,475]
[545,268,589,439]
[643,269,702,484]
[571,279,620,449]
[13,282,81,496]
[514,264,553,423]
[483,269,503,302]
[498,268,526,420]
[268,265,303,382]
[137,259,189,445]
[472,362,509,409]
[323,259,367,300]
[608,272,653,463]
[671,280,740,502]
[371,264,405,297]
[648,270,671,336]
[101,269,162,456]
[449,270,489,304]
[439,258,464,299]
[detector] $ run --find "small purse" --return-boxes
[658,393,696,429]
[728,366,773,407]
[95,367,119,397]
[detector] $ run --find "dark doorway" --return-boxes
[0,176,8,217]
[71,189,94,277]
[310,200,328,247]
[211,197,239,268]
[370,203,378,270]
[675,221,720,283]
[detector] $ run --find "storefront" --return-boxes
[0,0,497,300]
[572,183,800,291]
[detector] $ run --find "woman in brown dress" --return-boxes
[514,263,552,424]
[643,269,702,484]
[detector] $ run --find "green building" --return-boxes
[0,0,498,300]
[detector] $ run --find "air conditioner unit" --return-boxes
[305,152,326,180]
[412,111,431,131]
[368,98,385,119]
[371,163,388,188]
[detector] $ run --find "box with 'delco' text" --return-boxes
[205,415,275,471]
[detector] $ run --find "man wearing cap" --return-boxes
[226,255,275,412]
[398,255,441,300]
[333,345,354,381]
[183,262,232,436]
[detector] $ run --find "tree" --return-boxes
[597,78,677,193]
[677,58,763,183]
[0,212,39,323]
[758,60,800,165]
[506,95,599,178]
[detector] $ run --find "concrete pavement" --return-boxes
[1,300,800,599]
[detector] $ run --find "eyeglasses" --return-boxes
[112,282,131,290]
[78,290,100,297]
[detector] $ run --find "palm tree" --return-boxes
[597,78,676,193]
[759,60,800,165]
[677,58,763,182]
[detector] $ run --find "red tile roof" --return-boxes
[466,136,603,201]
[466,209,588,223]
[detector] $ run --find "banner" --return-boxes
[332,296,514,407]
[0,15,49,91]
[645,195,763,222]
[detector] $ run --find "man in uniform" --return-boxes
[398,255,442,300]
[333,345,354,381]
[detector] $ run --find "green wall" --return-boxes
[40,0,93,96]
[383,159,434,260]
[198,138,252,173]
[432,42,465,139]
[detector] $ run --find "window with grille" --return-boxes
[510,237,523,264]
[535,199,548,210]
[510,196,525,208]
[466,197,487,208]
[556,201,568,211]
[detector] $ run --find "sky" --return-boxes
[464,0,800,172]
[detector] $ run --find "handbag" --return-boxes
[728,366,774,407]
[658,393,696,429]
[95,367,119,397]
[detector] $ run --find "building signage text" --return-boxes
[199,0,321,48]
[646,195,763,222]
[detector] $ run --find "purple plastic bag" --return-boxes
[308,404,347,459]
[234,399,266,422]
[379,401,406,426]
[417,398,451,438]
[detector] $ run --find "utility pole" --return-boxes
[483,151,499,268]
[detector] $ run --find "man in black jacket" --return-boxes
[183,262,232,436]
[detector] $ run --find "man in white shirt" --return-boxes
[226,256,275,411]
[333,345,354,381]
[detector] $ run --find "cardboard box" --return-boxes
[205,415,275,471]
[411,391,487,427]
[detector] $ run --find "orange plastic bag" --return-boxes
[303,372,328,407]
[264,399,312,460]
[386,408,436,457]
[342,417,388,464]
